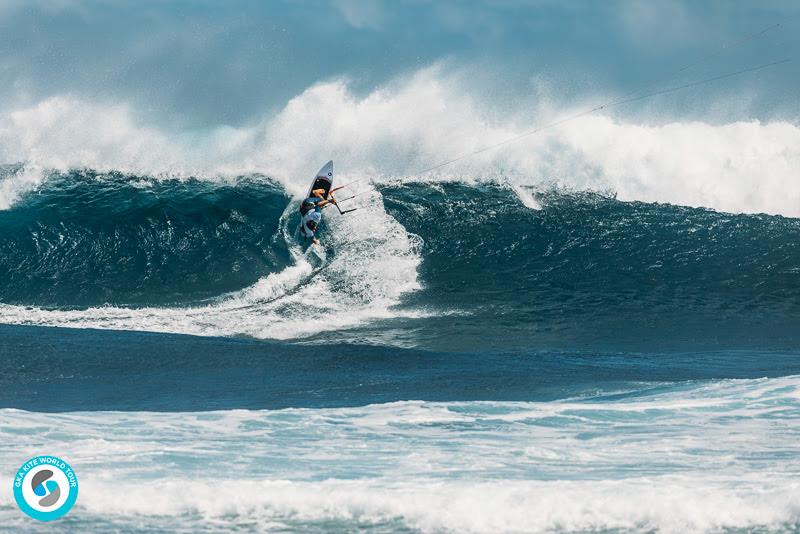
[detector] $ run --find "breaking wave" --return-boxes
[0,171,798,349]
[1,69,799,216]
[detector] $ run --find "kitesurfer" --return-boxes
[298,189,336,245]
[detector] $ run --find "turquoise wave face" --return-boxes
[0,170,292,307]
[375,181,800,351]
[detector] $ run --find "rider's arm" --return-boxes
[311,189,337,205]
[315,196,336,208]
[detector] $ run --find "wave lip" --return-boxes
[2,72,800,217]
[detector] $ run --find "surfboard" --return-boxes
[307,160,334,199]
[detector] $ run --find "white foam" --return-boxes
[0,97,188,176]
[2,376,800,532]
[37,477,790,533]
[0,163,45,210]
[0,69,798,215]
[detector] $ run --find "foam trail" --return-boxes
[0,69,798,215]
[1,376,799,532]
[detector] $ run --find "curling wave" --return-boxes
[0,167,422,339]
[0,169,798,349]
[376,181,800,349]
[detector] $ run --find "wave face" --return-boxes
[376,181,800,350]
[0,170,799,349]
[0,169,291,307]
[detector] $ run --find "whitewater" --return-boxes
[2,376,800,532]
[2,70,800,215]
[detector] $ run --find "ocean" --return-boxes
[1,166,799,532]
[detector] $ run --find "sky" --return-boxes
[0,0,797,130]
[0,0,799,218]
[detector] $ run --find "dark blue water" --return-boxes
[4,323,800,412]
[371,182,800,351]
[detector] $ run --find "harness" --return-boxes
[299,199,316,216]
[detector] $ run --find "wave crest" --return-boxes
[1,69,799,215]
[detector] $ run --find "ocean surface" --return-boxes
[2,167,800,532]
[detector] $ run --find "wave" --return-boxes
[0,172,798,349]
[376,181,800,349]
[2,375,800,532]
[0,168,422,339]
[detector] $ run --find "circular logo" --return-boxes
[13,455,78,521]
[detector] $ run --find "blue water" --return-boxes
[1,169,800,532]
